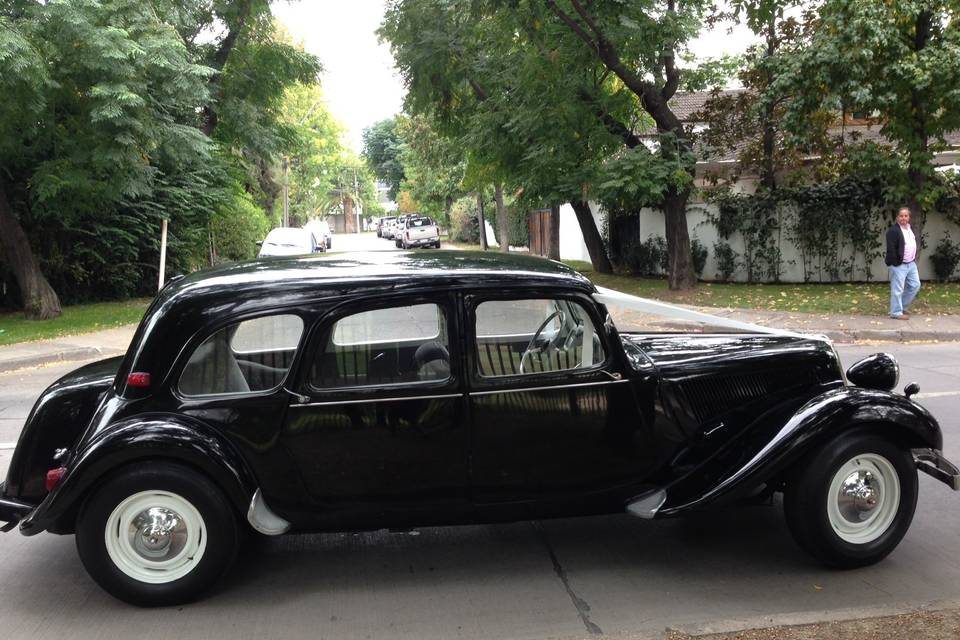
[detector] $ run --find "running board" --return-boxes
[625,488,667,519]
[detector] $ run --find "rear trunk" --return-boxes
[3,357,122,504]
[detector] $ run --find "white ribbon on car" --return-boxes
[591,285,807,339]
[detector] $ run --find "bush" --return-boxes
[930,233,960,282]
[618,235,667,276]
[713,241,739,282]
[691,238,708,278]
[449,197,480,244]
[209,189,271,264]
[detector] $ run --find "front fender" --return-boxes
[659,386,942,516]
[19,414,258,535]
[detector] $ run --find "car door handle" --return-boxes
[284,388,311,404]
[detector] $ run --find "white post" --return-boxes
[158,218,168,291]
[282,156,290,227]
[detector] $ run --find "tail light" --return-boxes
[46,466,67,492]
[127,372,151,388]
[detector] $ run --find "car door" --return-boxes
[466,291,650,508]
[280,292,468,528]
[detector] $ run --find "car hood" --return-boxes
[619,332,841,379]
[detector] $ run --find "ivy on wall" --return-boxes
[703,177,890,283]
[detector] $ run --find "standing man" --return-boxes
[885,206,921,320]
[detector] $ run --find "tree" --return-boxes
[362,118,407,201]
[395,114,466,227]
[777,0,960,241]
[383,0,713,284]
[0,0,216,317]
[278,81,347,226]
[0,1,323,317]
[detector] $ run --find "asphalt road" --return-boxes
[0,342,959,639]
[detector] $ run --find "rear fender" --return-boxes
[658,387,941,516]
[19,414,258,535]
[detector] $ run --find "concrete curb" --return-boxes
[0,346,125,374]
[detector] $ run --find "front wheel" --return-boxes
[76,462,239,606]
[784,432,917,568]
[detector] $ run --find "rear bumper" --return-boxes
[0,483,35,532]
[915,449,960,491]
[406,237,439,246]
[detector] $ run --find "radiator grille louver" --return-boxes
[679,370,812,425]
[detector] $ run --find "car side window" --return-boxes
[179,314,304,397]
[475,298,604,377]
[310,303,450,388]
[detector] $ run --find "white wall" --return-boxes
[559,203,604,263]
[560,202,960,281]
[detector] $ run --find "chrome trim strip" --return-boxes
[469,378,629,397]
[291,392,463,407]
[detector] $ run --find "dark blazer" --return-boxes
[885,225,908,267]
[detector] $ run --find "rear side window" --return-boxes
[310,303,450,388]
[179,314,304,397]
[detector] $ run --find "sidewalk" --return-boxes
[0,325,136,373]
[1,306,959,373]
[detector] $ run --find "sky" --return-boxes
[270,1,758,154]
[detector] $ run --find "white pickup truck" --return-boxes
[396,216,441,249]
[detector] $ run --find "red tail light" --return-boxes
[127,372,151,388]
[46,467,67,492]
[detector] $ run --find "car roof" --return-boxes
[118,251,595,391]
[263,227,313,244]
[170,250,590,295]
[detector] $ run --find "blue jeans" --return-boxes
[889,261,920,317]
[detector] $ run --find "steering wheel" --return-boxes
[519,309,563,374]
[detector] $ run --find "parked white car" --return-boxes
[304,220,333,250]
[257,227,323,257]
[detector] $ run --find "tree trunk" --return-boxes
[547,205,561,260]
[664,187,696,290]
[343,196,357,233]
[0,183,61,319]
[570,201,613,273]
[494,185,510,253]
[476,192,488,250]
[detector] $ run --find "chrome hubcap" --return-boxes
[105,490,206,584]
[826,453,900,544]
[837,469,881,523]
[130,507,187,560]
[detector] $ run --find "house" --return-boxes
[559,90,960,282]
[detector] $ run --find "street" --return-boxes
[0,341,958,638]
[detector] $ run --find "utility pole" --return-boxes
[353,169,360,232]
[282,155,290,227]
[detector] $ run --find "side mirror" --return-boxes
[255,240,263,247]
[846,353,899,391]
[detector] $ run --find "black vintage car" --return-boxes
[1,252,957,606]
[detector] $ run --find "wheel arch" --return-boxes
[20,415,258,536]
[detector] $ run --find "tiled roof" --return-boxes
[667,89,744,122]
[642,91,960,164]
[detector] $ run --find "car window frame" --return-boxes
[299,292,461,398]
[171,309,310,403]
[464,289,612,389]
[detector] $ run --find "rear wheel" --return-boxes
[76,462,239,606]
[784,432,917,568]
